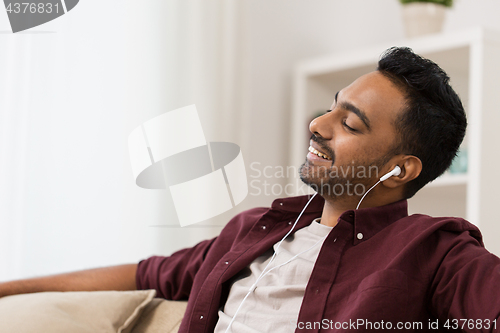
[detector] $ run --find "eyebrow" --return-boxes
[334,91,371,131]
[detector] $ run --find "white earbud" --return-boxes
[380,166,401,182]
[356,166,402,210]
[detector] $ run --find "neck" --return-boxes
[319,189,405,227]
[319,199,353,227]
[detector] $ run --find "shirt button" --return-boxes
[225,261,229,265]
[357,233,364,240]
[200,315,204,319]
[279,202,283,206]
[261,225,266,230]
[288,221,292,225]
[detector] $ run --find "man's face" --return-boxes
[299,71,406,200]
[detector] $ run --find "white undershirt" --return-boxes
[214,219,332,333]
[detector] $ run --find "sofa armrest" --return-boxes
[131,298,188,333]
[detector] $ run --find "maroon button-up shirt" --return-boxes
[136,195,500,332]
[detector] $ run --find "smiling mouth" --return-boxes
[308,146,331,160]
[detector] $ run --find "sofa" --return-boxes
[0,290,188,333]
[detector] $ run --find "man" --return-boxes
[1,47,498,332]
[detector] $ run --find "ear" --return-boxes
[381,155,422,189]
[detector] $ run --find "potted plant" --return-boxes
[399,0,453,38]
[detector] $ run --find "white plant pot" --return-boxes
[402,3,446,38]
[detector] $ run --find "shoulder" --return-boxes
[214,194,324,249]
[217,206,271,239]
[397,214,483,246]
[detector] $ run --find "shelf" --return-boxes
[425,173,468,188]
[409,182,467,223]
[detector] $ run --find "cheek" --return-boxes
[333,136,365,163]
[334,136,388,165]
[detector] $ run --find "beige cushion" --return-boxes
[131,299,188,333]
[0,289,156,333]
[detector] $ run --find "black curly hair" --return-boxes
[378,47,467,198]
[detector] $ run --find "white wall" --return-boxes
[0,0,237,280]
[0,1,174,279]
[1,0,499,280]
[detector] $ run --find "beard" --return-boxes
[300,160,352,199]
[299,137,391,200]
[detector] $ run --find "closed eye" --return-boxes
[343,120,358,133]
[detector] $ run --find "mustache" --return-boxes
[310,135,335,164]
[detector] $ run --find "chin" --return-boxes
[299,160,316,184]
[299,160,353,199]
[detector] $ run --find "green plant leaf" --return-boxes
[399,0,453,7]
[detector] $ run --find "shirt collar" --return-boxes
[272,195,408,245]
[340,199,408,245]
[271,194,324,213]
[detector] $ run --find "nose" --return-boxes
[309,113,333,140]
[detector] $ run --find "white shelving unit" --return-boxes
[290,28,500,255]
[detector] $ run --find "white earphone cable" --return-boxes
[356,179,381,210]
[224,192,318,333]
[225,167,400,331]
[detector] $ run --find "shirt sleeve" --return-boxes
[135,237,216,300]
[429,229,500,329]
